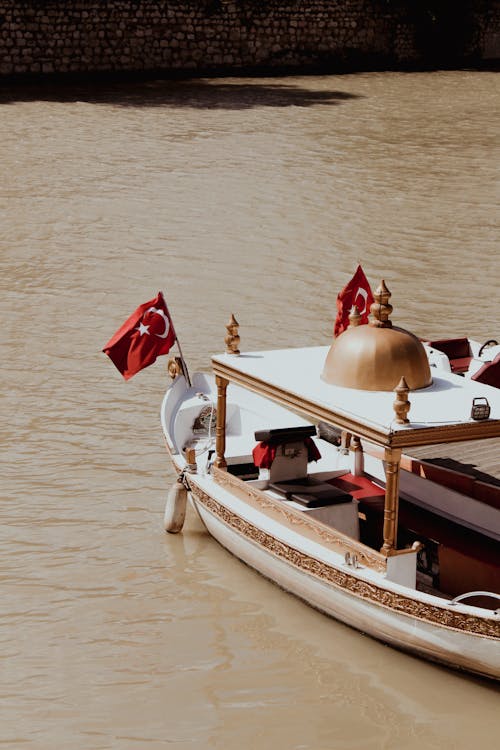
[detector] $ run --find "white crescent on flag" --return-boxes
[146,306,171,339]
[354,287,368,314]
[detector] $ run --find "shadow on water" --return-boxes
[0,77,361,109]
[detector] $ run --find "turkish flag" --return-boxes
[333,265,374,337]
[102,292,176,380]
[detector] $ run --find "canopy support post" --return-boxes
[381,447,402,556]
[340,430,352,455]
[214,375,228,470]
[351,435,364,476]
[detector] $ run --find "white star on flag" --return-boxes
[136,322,150,336]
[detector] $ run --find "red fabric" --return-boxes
[334,265,374,337]
[449,356,473,374]
[328,473,385,500]
[102,292,176,380]
[252,442,277,468]
[471,354,500,388]
[252,438,321,468]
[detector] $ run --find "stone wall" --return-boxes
[0,1,498,78]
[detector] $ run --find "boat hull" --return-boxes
[189,481,500,681]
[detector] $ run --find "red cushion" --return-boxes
[471,354,500,387]
[450,356,473,373]
[429,338,472,359]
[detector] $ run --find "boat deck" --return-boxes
[407,437,500,487]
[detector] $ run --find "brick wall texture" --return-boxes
[0,1,499,77]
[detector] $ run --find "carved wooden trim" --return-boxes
[214,375,228,470]
[189,481,500,639]
[212,465,386,571]
[381,447,402,556]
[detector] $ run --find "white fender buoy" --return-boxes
[164,479,188,533]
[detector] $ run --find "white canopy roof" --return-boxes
[212,346,500,448]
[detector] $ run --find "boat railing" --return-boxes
[447,591,500,613]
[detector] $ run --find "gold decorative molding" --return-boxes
[369,279,393,328]
[225,313,240,355]
[168,356,183,380]
[380,447,402,556]
[393,376,411,424]
[349,305,361,328]
[213,466,386,572]
[214,375,228,470]
[189,480,500,639]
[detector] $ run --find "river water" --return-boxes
[1,71,499,748]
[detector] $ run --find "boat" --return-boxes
[160,282,500,680]
[423,336,500,387]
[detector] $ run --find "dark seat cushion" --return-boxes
[291,491,353,508]
[254,425,316,443]
[269,477,352,506]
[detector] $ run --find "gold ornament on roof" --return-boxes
[393,376,411,424]
[225,313,240,355]
[322,280,432,392]
[369,280,393,328]
[349,305,362,327]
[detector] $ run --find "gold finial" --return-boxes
[225,313,240,355]
[393,376,411,424]
[349,305,361,327]
[168,356,183,380]
[370,279,393,328]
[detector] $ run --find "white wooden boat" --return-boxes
[161,283,500,680]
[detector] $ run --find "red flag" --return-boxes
[103,292,176,380]
[334,265,374,337]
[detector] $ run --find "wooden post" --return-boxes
[340,430,351,455]
[351,435,364,476]
[214,375,228,470]
[381,447,402,556]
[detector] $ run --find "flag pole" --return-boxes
[159,290,192,388]
[174,333,192,388]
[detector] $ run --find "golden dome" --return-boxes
[322,281,432,392]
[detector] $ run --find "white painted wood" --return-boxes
[285,498,360,540]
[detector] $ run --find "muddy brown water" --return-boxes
[1,71,499,749]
